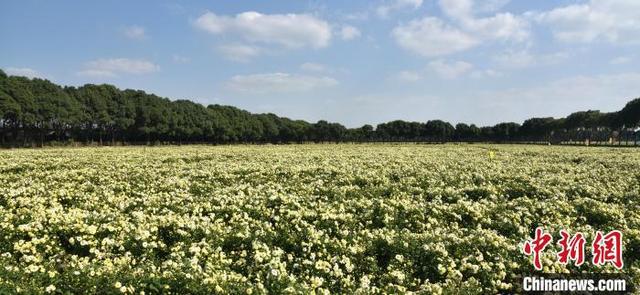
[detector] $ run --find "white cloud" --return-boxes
[123,25,147,40]
[77,69,117,78]
[217,44,262,62]
[427,59,474,79]
[339,25,361,40]
[548,73,640,103]
[343,11,369,21]
[377,0,423,18]
[194,11,332,49]
[164,3,186,15]
[172,54,191,64]
[439,0,473,20]
[470,69,502,79]
[300,62,328,72]
[338,72,640,127]
[470,72,640,122]
[493,50,533,68]
[493,50,568,68]
[392,17,478,57]
[227,73,338,93]
[394,70,422,82]
[4,67,42,79]
[78,58,159,77]
[464,13,529,41]
[534,0,640,43]
[392,0,529,57]
[477,0,510,13]
[439,0,513,20]
[394,60,491,81]
[439,0,529,42]
[610,56,633,65]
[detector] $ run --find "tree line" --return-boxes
[0,69,638,147]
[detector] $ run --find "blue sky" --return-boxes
[1,0,639,127]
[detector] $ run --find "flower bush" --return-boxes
[0,144,638,294]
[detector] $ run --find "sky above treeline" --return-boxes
[1,0,639,127]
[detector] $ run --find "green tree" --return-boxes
[617,98,640,127]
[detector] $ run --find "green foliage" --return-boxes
[0,68,638,146]
[618,98,640,127]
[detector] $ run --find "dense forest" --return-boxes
[0,69,638,147]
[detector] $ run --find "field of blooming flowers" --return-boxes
[0,144,639,294]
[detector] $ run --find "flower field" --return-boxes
[0,144,639,294]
